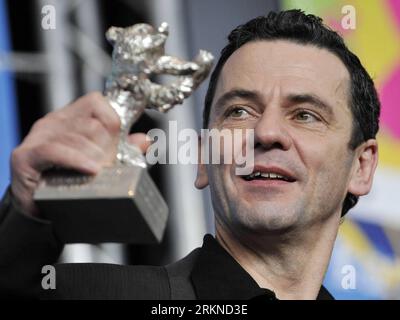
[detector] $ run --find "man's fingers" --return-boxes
[10,92,122,217]
[65,92,121,137]
[66,117,115,150]
[28,143,100,175]
[127,133,152,154]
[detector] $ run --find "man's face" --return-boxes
[196,40,358,235]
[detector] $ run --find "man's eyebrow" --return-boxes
[213,89,262,110]
[286,93,334,115]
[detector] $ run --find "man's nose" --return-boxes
[254,107,292,151]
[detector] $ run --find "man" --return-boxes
[0,10,379,299]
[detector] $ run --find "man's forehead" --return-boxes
[215,40,350,105]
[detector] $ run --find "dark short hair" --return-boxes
[203,9,380,216]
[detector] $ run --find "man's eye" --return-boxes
[294,110,320,122]
[226,107,250,118]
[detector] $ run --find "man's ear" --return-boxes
[195,135,209,189]
[348,139,378,196]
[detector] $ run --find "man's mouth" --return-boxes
[240,166,297,183]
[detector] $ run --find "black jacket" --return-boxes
[0,189,333,300]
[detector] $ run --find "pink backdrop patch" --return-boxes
[380,65,400,139]
[388,0,400,31]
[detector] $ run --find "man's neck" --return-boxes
[215,215,340,299]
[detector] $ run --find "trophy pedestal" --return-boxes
[34,165,168,244]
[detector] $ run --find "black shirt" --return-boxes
[192,234,334,300]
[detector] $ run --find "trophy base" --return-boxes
[33,165,168,244]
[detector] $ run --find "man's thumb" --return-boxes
[126,133,152,154]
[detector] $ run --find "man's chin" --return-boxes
[231,204,302,236]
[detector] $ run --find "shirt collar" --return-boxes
[190,234,334,300]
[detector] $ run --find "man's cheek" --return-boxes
[203,128,254,173]
[313,148,351,193]
[208,164,227,193]
[202,129,234,165]
[233,129,255,176]
[207,165,235,215]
